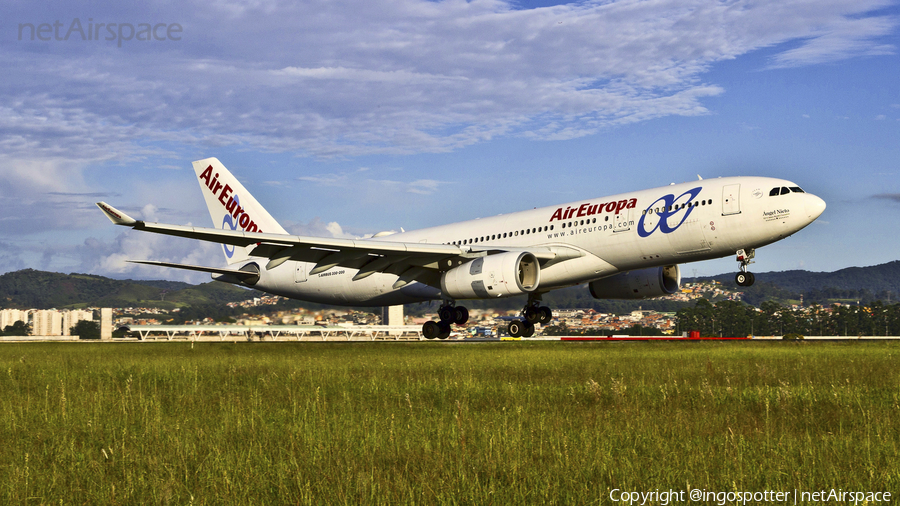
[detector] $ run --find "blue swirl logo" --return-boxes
[637,187,702,238]
[221,194,240,258]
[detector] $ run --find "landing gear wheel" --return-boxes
[437,323,451,340]
[734,248,756,287]
[439,306,454,323]
[522,322,535,338]
[538,306,552,325]
[422,321,441,339]
[735,272,755,287]
[453,306,469,325]
[508,320,524,338]
[524,306,541,324]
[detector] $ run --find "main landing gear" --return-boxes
[507,297,552,338]
[422,302,469,340]
[735,248,756,287]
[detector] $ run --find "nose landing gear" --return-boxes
[735,248,756,287]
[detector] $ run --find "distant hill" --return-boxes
[683,260,900,306]
[123,279,194,291]
[689,261,900,295]
[2,260,898,311]
[0,269,260,309]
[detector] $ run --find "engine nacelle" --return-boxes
[588,265,681,299]
[441,252,540,299]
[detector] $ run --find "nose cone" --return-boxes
[805,194,826,221]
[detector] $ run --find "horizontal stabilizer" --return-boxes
[127,260,260,284]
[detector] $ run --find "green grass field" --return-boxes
[1,341,898,504]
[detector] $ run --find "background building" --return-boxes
[63,310,94,336]
[32,310,63,336]
[0,309,28,331]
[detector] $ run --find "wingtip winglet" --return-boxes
[96,202,138,226]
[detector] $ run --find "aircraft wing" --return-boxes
[97,202,583,287]
[127,260,263,284]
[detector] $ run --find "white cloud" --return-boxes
[82,228,226,283]
[2,0,896,164]
[2,0,899,278]
[295,170,449,195]
[284,217,358,239]
[767,13,896,68]
[406,179,444,195]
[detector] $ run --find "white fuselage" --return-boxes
[250,176,825,305]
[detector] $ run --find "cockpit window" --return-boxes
[790,186,805,193]
[780,187,791,195]
[769,188,780,196]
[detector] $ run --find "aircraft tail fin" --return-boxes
[192,157,288,265]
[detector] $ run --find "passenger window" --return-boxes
[708,199,712,205]
[781,187,790,195]
[770,188,780,196]
[549,225,553,230]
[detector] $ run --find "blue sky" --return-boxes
[1,0,898,283]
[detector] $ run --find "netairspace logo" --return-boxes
[18,18,182,47]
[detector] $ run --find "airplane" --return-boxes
[97,157,826,339]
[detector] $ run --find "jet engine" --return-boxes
[588,265,681,299]
[441,252,540,299]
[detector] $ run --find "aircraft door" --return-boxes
[613,208,634,233]
[294,262,307,283]
[722,184,741,216]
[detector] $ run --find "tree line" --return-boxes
[675,299,900,337]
